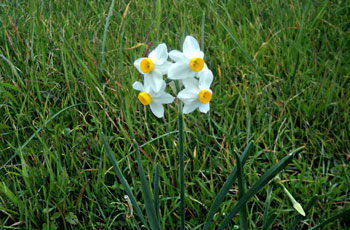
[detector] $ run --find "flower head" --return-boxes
[177,68,214,114]
[168,36,207,80]
[133,80,175,118]
[134,44,172,92]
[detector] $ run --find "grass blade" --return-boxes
[178,112,185,230]
[101,134,149,230]
[288,195,318,230]
[309,208,350,230]
[203,142,254,230]
[101,0,115,69]
[208,2,268,84]
[262,184,274,229]
[134,140,161,230]
[263,213,277,230]
[219,146,304,229]
[234,151,248,230]
[0,103,84,171]
[154,164,160,222]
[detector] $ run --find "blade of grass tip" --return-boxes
[154,164,160,223]
[262,184,274,229]
[134,140,161,230]
[101,134,149,230]
[262,214,278,230]
[309,208,350,230]
[208,2,268,85]
[203,142,254,230]
[288,196,318,230]
[101,0,115,71]
[234,151,248,230]
[0,103,84,171]
[219,147,304,230]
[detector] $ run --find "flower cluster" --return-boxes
[133,36,214,118]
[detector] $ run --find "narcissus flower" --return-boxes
[134,44,172,92]
[133,80,174,118]
[168,36,207,80]
[177,68,213,114]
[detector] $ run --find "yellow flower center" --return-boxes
[198,90,212,104]
[189,57,204,72]
[138,92,152,105]
[140,58,154,73]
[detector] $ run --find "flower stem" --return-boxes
[178,103,185,230]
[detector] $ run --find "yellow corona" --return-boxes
[189,57,204,72]
[140,58,154,73]
[198,90,212,104]
[138,92,152,105]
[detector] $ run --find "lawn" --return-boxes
[0,0,349,229]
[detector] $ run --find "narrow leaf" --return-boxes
[135,141,161,230]
[101,134,149,229]
[219,147,304,229]
[154,164,160,222]
[262,184,274,229]
[234,151,248,230]
[309,208,350,230]
[262,214,277,230]
[203,142,254,230]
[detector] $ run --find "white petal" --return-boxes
[199,102,210,113]
[132,81,144,91]
[199,68,213,90]
[149,43,168,65]
[134,57,145,74]
[154,61,172,75]
[177,88,198,104]
[168,62,193,80]
[152,81,166,97]
[169,50,186,62]
[150,102,164,118]
[183,36,200,57]
[182,78,199,89]
[183,101,199,114]
[145,71,163,93]
[153,92,175,104]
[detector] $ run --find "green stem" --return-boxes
[178,108,185,230]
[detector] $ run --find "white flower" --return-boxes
[134,44,172,92]
[133,80,174,118]
[168,35,207,80]
[177,68,213,114]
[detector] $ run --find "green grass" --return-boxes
[1,0,349,229]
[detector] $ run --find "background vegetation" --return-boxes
[0,0,349,229]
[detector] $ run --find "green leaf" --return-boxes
[309,208,350,230]
[154,164,160,222]
[134,140,161,230]
[262,184,274,229]
[203,142,254,230]
[219,147,304,229]
[101,133,149,230]
[234,151,248,230]
[262,214,277,230]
